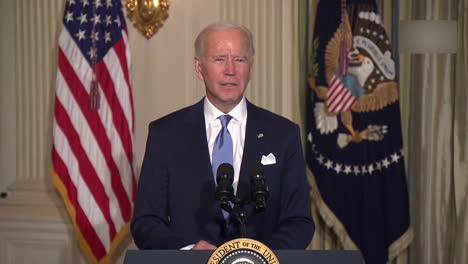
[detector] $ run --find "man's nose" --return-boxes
[224,59,235,75]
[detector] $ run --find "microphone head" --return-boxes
[249,162,265,180]
[215,163,235,203]
[216,163,234,185]
[249,162,269,210]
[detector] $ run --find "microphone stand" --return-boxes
[222,197,264,238]
[215,163,268,238]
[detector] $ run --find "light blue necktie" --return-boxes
[212,115,233,181]
[212,115,233,223]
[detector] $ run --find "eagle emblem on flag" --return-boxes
[311,9,398,148]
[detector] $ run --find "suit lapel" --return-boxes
[237,101,266,201]
[184,99,214,186]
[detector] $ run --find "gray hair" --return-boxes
[194,21,255,59]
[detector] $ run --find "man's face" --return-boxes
[194,29,253,113]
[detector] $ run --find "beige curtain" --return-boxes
[406,0,468,263]
[452,0,468,263]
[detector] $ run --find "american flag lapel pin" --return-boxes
[257,133,264,139]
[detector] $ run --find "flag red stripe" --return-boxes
[115,34,133,117]
[328,77,340,99]
[329,85,345,105]
[329,86,347,112]
[95,61,134,170]
[114,37,136,135]
[52,148,107,259]
[333,92,355,112]
[112,37,137,200]
[94,61,133,165]
[113,38,132,99]
[332,88,349,112]
[54,72,117,239]
[342,92,356,110]
[327,81,343,106]
[94,61,133,222]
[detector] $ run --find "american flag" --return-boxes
[52,0,136,263]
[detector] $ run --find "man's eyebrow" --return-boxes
[211,54,248,58]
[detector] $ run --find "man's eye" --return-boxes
[235,58,246,63]
[214,57,225,62]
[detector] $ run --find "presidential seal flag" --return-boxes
[306,0,413,263]
[52,0,136,263]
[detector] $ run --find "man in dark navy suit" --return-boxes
[131,22,314,250]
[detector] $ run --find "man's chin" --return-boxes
[212,94,242,104]
[224,97,243,106]
[209,96,243,112]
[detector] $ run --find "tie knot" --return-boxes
[219,115,233,128]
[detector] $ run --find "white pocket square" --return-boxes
[261,153,276,165]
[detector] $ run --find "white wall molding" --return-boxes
[0,183,86,264]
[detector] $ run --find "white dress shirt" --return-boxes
[204,97,247,194]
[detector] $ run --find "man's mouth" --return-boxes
[221,82,238,87]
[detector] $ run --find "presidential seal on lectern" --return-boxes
[207,238,279,264]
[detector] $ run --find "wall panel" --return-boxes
[13,0,64,183]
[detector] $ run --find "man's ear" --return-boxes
[194,58,204,81]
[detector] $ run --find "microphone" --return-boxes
[215,163,235,210]
[249,163,269,211]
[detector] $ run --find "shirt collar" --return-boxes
[204,97,247,123]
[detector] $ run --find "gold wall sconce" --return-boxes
[126,0,169,39]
